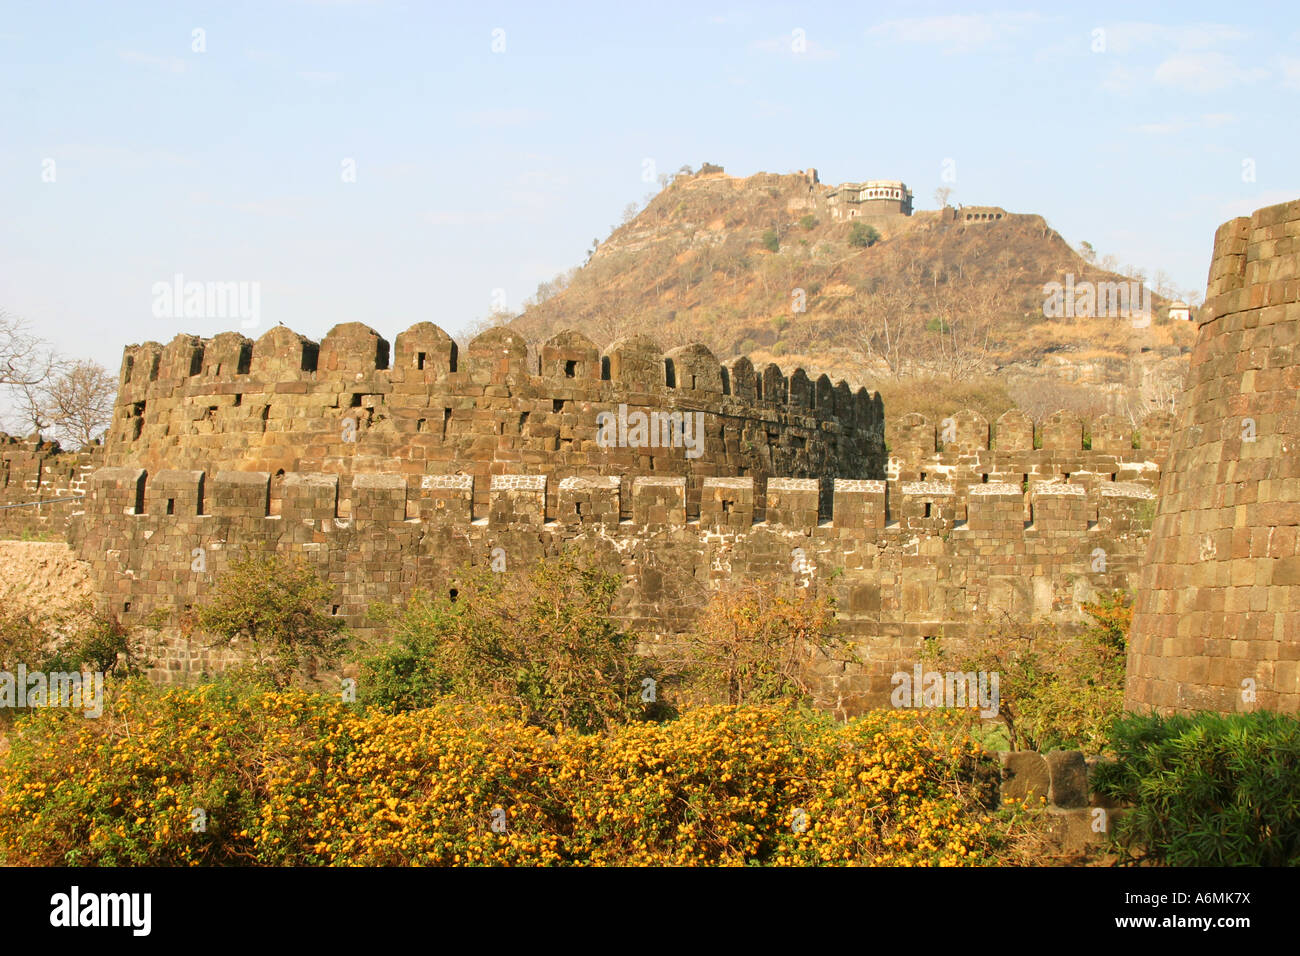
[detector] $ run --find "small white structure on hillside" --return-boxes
[1168,300,1193,321]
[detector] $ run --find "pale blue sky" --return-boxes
[2,1,1296,377]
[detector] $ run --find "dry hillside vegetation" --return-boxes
[509,169,1194,425]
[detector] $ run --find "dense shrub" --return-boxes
[676,582,846,708]
[0,685,1003,866]
[193,553,347,688]
[0,680,346,865]
[849,222,880,247]
[359,555,653,732]
[0,607,50,674]
[939,593,1130,752]
[358,563,852,730]
[1093,711,1300,866]
[560,706,1000,866]
[0,603,148,702]
[761,228,780,252]
[43,614,144,676]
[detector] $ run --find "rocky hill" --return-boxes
[509,167,1195,431]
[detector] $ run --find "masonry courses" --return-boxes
[56,317,1175,713]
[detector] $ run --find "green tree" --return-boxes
[1094,711,1300,866]
[799,214,819,230]
[0,602,148,683]
[938,592,1131,752]
[194,553,347,688]
[849,222,881,247]
[43,613,147,676]
[761,228,780,252]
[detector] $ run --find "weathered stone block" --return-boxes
[1046,750,1089,808]
[999,751,1049,803]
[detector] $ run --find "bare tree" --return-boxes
[455,308,520,354]
[1,312,62,439]
[841,244,961,379]
[1118,370,1182,428]
[1012,379,1111,426]
[31,360,116,447]
[0,312,56,388]
[1152,269,1179,300]
[522,268,577,310]
[921,271,1006,382]
[933,186,953,208]
[846,284,922,379]
[1120,264,1149,288]
[10,375,52,437]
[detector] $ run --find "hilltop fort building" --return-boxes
[826,180,914,219]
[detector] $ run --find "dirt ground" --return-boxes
[0,540,95,620]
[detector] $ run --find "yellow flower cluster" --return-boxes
[0,684,999,867]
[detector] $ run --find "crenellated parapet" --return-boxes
[0,433,100,537]
[887,407,1169,490]
[79,461,1157,707]
[82,467,1157,534]
[107,323,885,516]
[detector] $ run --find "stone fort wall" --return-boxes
[1127,198,1300,715]
[105,323,885,517]
[76,373,1171,710]
[0,436,98,538]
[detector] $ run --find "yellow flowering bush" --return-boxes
[0,683,1004,866]
[280,704,574,866]
[0,679,347,865]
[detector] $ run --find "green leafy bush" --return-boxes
[849,222,880,247]
[359,554,655,732]
[43,614,147,676]
[761,228,780,252]
[799,214,819,230]
[0,603,148,691]
[1093,711,1300,866]
[939,593,1130,752]
[193,553,347,688]
[0,607,48,675]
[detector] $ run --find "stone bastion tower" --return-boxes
[1126,198,1300,715]
[99,324,884,517]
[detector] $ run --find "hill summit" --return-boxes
[509,166,1194,427]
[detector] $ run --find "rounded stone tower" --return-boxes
[1126,198,1300,714]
